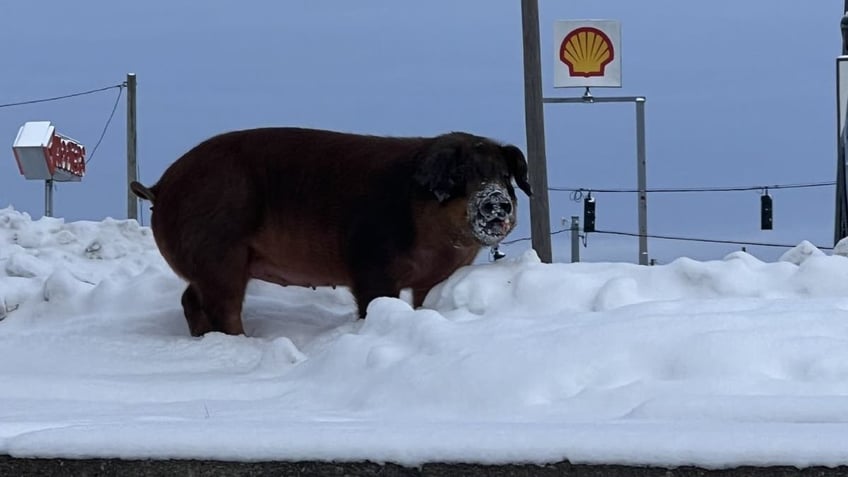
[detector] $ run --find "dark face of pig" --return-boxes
[413,133,532,246]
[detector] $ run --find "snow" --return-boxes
[3,204,848,468]
[12,121,53,148]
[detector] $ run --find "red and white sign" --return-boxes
[554,20,622,88]
[12,121,86,182]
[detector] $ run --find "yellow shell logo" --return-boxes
[559,27,614,78]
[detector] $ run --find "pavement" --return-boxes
[3,457,848,477]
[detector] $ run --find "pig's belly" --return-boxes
[248,260,351,288]
[247,226,353,288]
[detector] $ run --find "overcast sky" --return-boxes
[1,1,840,263]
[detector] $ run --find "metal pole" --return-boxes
[635,98,649,265]
[835,14,848,245]
[126,73,138,221]
[570,215,580,263]
[520,0,553,263]
[44,179,53,217]
[843,8,848,54]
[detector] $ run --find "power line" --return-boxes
[592,229,833,251]
[85,85,124,165]
[551,181,835,195]
[0,83,123,109]
[501,228,569,245]
[500,228,833,251]
[2,82,125,165]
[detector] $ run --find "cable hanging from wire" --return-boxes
[0,83,124,109]
[85,84,124,165]
[501,228,570,246]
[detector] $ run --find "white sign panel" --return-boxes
[554,20,622,88]
[839,56,848,135]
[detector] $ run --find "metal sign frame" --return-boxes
[543,90,649,265]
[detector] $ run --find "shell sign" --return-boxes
[554,20,622,88]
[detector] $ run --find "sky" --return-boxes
[5,206,848,467]
[0,1,841,264]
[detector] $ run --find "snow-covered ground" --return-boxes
[2,205,848,469]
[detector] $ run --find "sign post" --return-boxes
[546,19,650,265]
[12,121,86,217]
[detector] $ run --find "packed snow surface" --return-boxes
[2,205,848,468]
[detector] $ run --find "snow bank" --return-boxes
[3,206,848,468]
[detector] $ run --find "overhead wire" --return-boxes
[548,181,836,202]
[592,229,833,251]
[0,83,123,109]
[500,228,833,251]
[524,179,835,252]
[553,181,835,199]
[3,82,125,166]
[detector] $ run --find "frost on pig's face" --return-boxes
[467,182,516,246]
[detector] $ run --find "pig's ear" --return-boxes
[414,140,466,203]
[501,145,532,197]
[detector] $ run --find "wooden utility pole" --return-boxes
[520,0,553,263]
[126,73,138,221]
